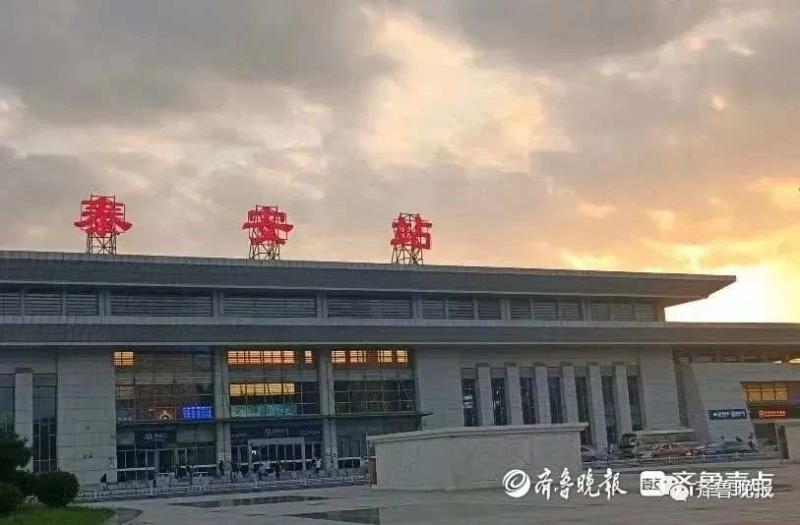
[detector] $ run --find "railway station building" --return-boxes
[1,250,800,484]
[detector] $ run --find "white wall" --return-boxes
[56,349,117,486]
[681,362,800,442]
[369,424,584,491]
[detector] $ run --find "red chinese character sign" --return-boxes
[390,212,432,265]
[242,205,294,260]
[73,195,132,254]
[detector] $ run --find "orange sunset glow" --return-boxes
[2,2,800,321]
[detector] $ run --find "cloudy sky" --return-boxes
[1,1,800,321]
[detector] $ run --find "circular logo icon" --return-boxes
[669,484,690,502]
[502,469,531,498]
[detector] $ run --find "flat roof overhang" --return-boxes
[0,250,734,305]
[2,321,800,347]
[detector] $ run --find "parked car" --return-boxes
[638,443,693,459]
[694,440,752,456]
[580,445,607,462]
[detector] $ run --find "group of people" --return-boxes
[215,456,325,482]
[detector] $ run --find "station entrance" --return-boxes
[248,437,307,471]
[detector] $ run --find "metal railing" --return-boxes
[78,471,368,502]
[583,450,780,470]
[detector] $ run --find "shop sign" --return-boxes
[756,408,788,419]
[135,430,176,447]
[708,409,748,420]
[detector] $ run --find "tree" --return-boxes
[0,433,31,483]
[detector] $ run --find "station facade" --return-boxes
[1,251,800,484]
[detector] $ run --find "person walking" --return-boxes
[314,456,322,477]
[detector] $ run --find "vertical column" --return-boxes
[505,363,523,425]
[476,364,494,426]
[415,348,463,429]
[613,364,633,436]
[213,348,231,463]
[561,364,580,424]
[99,290,112,316]
[14,368,33,471]
[318,348,338,469]
[534,366,551,424]
[639,349,682,429]
[587,365,608,451]
[57,350,117,486]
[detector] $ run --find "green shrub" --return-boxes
[34,471,79,507]
[11,470,36,497]
[0,481,22,514]
[0,432,31,482]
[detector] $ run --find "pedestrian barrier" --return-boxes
[78,473,367,502]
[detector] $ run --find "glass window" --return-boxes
[548,375,564,423]
[227,349,314,368]
[491,377,507,426]
[115,348,214,422]
[520,377,536,425]
[33,374,57,473]
[230,381,318,417]
[462,379,478,427]
[575,376,592,446]
[743,382,789,402]
[601,375,618,445]
[627,374,643,431]
[334,380,416,414]
[330,349,412,368]
[114,351,134,367]
[0,375,14,434]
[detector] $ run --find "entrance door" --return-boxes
[248,437,306,472]
[157,449,175,474]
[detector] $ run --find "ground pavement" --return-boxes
[95,464,800,525]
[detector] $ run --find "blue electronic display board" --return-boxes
[181,405,213,420]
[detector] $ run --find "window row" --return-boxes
[743,382,791,402]
[227,350,314,368]
[333,380,416,414]
[0,290,99,316]
[331,349,410,367]
[676,348,800,364]
[115,384,214,422]
[461,370,643,445]
[115,349,411,370]
[230,381,320,417]
[1,289,659,322]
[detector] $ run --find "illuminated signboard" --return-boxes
[181,405,213,420]
[708,409,748,420]
[757,408,788,419]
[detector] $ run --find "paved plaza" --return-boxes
[97,464,800,525]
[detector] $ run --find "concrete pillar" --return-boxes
[639,349,682,429]
[505,363,523,425]
[415,348,463,429]
[322,419,338,471]
[57,350,117,486]
[213,348,231,462]
[613,364,633,436]
[318,348,338,469]
[476,364,494,426]
[587,365,608,451]
[534,366,551,424]
[561,365,580,424]
[13,368,33,471]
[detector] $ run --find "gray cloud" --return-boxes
[2,0,800,286]
[0,0,390,124]
[401,0,719,66]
